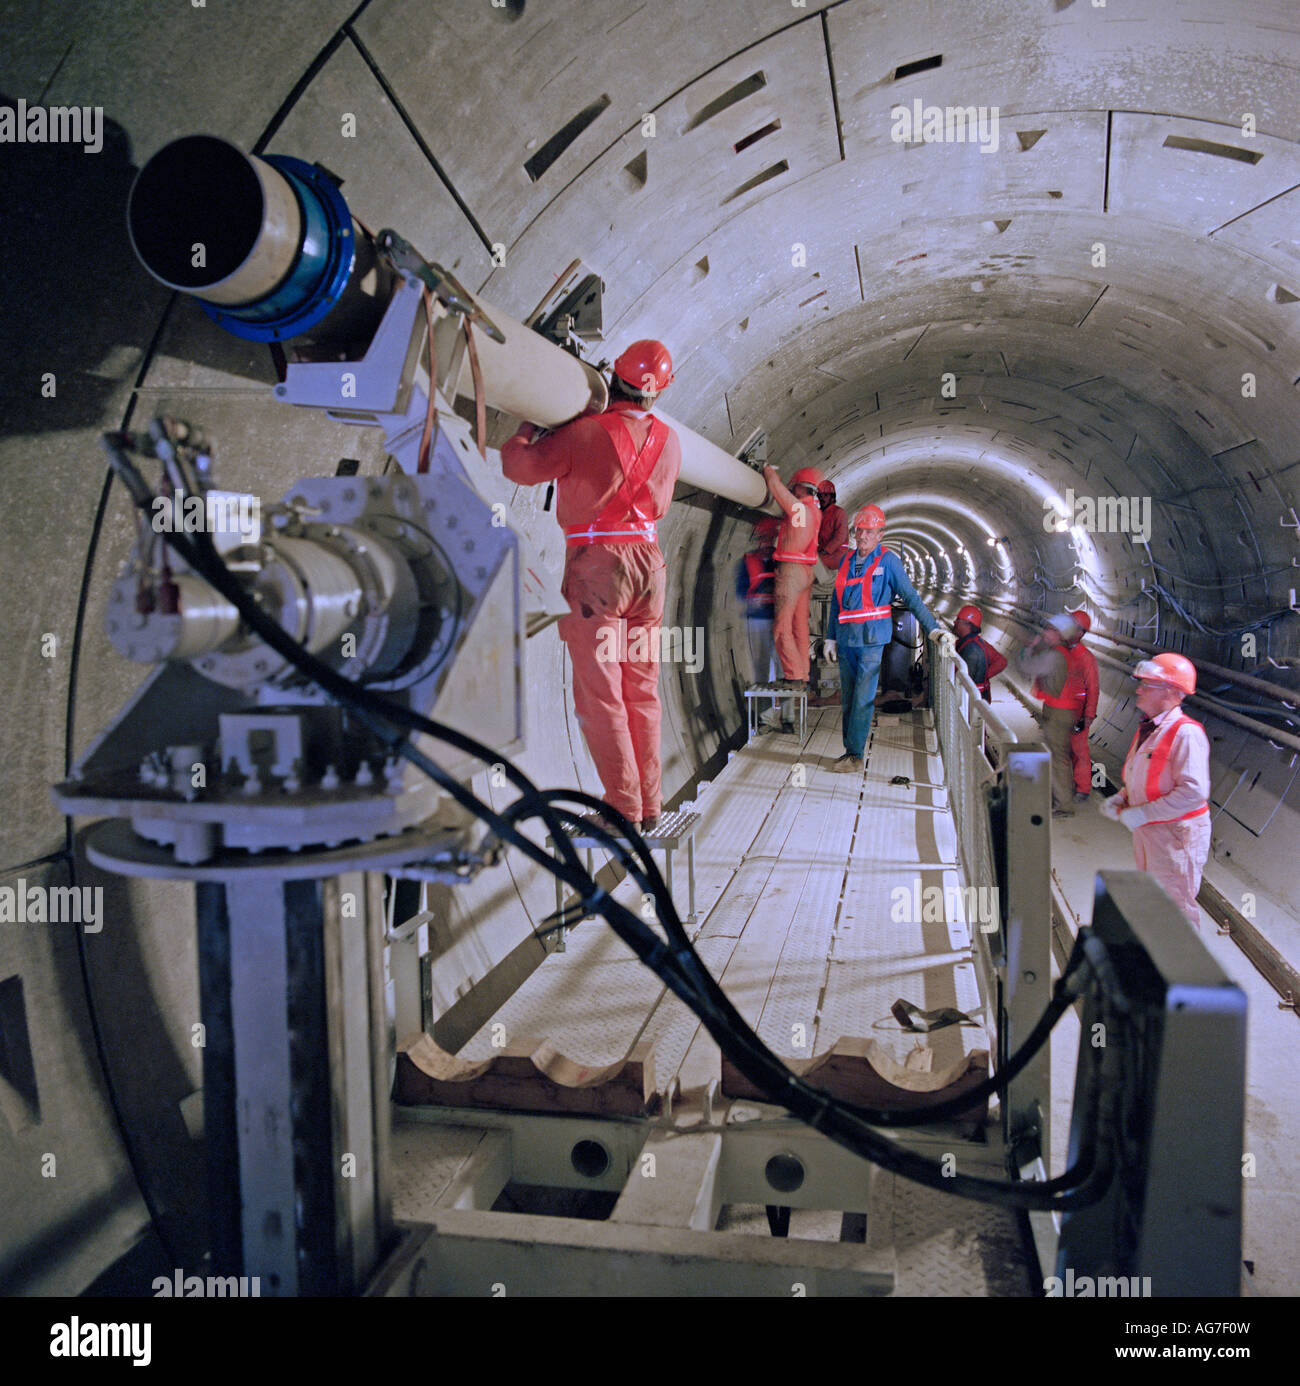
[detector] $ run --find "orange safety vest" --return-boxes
[774,501,820,564]
[834,550,893,624]
[563,413,669,546]
[1122,714,1210,824]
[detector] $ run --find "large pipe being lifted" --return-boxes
[127,136,772,511]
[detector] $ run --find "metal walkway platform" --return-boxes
[391,706,1034,1295]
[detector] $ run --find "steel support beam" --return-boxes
[388,1210,895,1297]
[1002,744,1053,1165]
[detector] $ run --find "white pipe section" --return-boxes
[654,410,772,510]
[445,293,772,508]
[451,290,610,425]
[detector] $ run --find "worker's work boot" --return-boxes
[833,754,864,773]
[639,815,661,834]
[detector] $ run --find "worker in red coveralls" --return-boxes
[500,340,680,833]
[1060,608,1100,803]
[815,479,851,577]
[1026,611,1098,817]
[761,463,824,692]
[1100,653,1210,929]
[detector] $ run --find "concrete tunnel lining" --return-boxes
[0,0,1297,1294]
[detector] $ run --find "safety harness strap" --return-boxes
[564,412,668,546]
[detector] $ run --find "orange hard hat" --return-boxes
[852,504,886,530]
[956,604,982,628]
[753,516,781,540]
[1066,608,1091,633]
[789,466,824,494]
[613,339,674,393]
[1133,652,1196,697]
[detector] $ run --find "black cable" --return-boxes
[106,433,1116,1209]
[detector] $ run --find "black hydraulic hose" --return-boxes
[499,790,676,932]
[106,435,1115,1209]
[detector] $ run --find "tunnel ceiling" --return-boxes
[396,0,1300,614]
[9,0,1294,607]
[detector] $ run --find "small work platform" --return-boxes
[547,808,700,943]
[743,680,809,741]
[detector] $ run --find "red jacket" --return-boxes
[500,399,682,535]
[817,504,850,570]
[1036,641,1098,720]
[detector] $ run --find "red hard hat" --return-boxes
[852,504,886,530]
[753,516,781,540]
[1134,652,1196,697]
[789,466,824,493]
[817,480,836,500]
[956,604,982,628]
[613,339,674,393]
[1066,608,1091,633]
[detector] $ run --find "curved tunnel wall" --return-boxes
[1,0,1297,1291]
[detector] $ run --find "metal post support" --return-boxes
[1056,872,1245,1295]
[222,877,314,1295]
[196,874,393,1295]
[1002,744,1053,1165]
[196,882,241,1279]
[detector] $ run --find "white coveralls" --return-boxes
[1113,704,1212,929]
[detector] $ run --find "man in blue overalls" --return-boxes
[823,504,943,771]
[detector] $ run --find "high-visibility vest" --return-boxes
[834,549,893,623]
[1122,714,1210,824]
[563,413,669,546]
[774,499,820,564]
